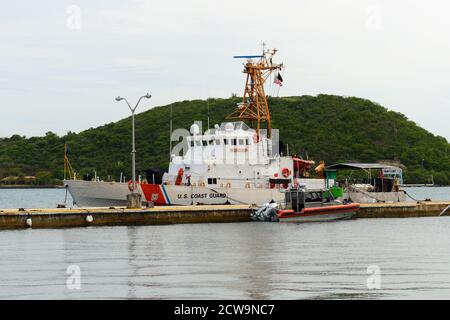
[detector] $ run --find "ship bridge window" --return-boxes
[238,139,244,145]
[232,138,237,146]
[207,178,217,185]
[208,139,214,145]
[195,140,202,146]
[245,138,250,145]
[190,141,195,147]
[202,140,208,146]
[215,139,220,145]
[224,139,229,145]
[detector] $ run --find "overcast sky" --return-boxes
[1,0,449,140]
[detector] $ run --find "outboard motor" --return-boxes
[251,202,280,222]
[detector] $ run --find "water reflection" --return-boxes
[235,224,275,299]
[126,227,138,299]
[1,217,450,299]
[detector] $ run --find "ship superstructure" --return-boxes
[163,121,294,189]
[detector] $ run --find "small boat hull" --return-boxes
[277,203,360,222]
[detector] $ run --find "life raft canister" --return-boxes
[175,168,184,186]
[282,168,290,178]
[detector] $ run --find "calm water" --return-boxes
[0,188,73,209]
[0,187,449,300]
[402,186,450,202]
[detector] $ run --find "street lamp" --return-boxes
[115,93,152,207]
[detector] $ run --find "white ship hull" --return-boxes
[64,180,134,207]
[347,190,406,203]
[64,179,327,207]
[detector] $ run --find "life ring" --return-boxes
[282,168,290,178]
[252,134,260,144]
[127,180,138,192]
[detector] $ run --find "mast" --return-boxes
[64,144,76,180]
[227,47,283,139]
[169,104,173,160]
[64,143,66,180]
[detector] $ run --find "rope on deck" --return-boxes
[403,189,423,202]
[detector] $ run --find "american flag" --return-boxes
[274,72,283,86]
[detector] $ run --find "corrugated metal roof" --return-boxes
[325,163,400,170]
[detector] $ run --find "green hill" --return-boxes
[1,95,449,185]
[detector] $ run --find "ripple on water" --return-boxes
[1,217,450,299]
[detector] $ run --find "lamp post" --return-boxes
[115,93,152,207]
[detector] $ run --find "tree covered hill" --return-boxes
[1,95,449,185]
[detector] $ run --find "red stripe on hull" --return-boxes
[140,184,167,205]
[278,203,360,219]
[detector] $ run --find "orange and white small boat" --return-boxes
[252,188,360,222]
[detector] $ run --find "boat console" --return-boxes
[283,188,341,212]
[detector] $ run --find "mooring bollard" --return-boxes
[144,201,154,208]
[126,193,142,209]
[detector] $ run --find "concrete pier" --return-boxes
[0,201,449,230]
[357,201,450,218]
[0,205,252,230]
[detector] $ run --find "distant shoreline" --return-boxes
[0,185,64,189]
